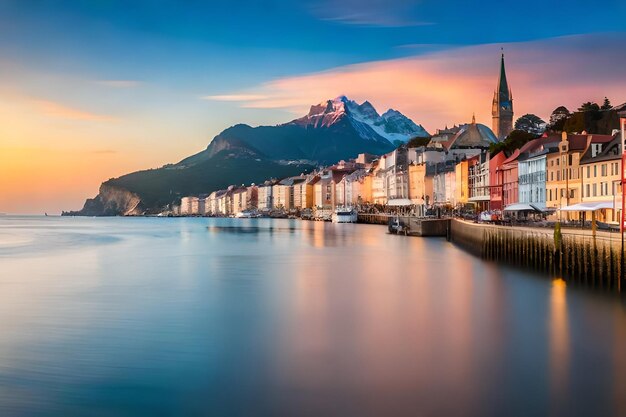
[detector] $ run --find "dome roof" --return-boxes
[447,121,499,149]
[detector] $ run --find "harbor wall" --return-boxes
[449,219,625,291]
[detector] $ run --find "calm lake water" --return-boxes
[1,216,625,417]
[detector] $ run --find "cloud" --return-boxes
[96,80,141,88]
[307,0,430,27]
[208,33,626,131]
[32,99,116,122]
[201,94,269,102]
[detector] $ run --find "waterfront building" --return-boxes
[295,176,317,209]
[546,132,614,217]
[349,170,370,206]
[314,173,333,209]
[313,170,347,209]
[340,169,370,206]
[215,189,230,216]
[180,196,194,215]
[517,137,559,210]
[335,176,346,207]
[372,147,409,203]
[232,187,247,214]
[276,177,304,210]
[273,183,289,210]
[455,158,470,207]
[580,133,623,223]
[246,185,258,210]
[407,146,445,165]
[408,162,434,215]
[370,159,386,205]
[257,183,274,211]
[468,152,490,212]
[190,196,203,215]
[491,52,514,140]
[207,191,218,215]
[499,150,520,208]
[488,151,508,210]
[432,162,456,207]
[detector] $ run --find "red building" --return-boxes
[489,151,508,210]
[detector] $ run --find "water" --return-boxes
[1,216,625,417]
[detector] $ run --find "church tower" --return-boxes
[492,52,513,140]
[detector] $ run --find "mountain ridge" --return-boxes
[67,96,429,215]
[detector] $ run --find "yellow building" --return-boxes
[455,159,469,206]
[408,163,433,214]
[546,132,615,219]
[580,134,622,223]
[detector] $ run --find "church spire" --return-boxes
[498,49,510,102]
[492,49,514,140]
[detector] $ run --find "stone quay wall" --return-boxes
[449,219,625,292]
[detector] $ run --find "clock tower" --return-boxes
[492,52,513,140]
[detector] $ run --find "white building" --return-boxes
[257,184,274,211]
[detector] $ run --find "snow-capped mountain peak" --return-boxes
[292,96,430,144]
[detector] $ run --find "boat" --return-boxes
[300,208,313,221]
[332,207,358,223]
[235,210,255,218]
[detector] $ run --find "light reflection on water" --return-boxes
[0,216,625,417]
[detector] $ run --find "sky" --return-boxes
[1,0,626,214]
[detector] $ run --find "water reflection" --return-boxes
[549,278,570,415]
[0,216,625,417]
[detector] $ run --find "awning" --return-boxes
[560,201,616,211]
[503,203,542,212]
[387,198,413,206]
[468,196,490,202]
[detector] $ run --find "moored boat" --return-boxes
[332,207,357,223]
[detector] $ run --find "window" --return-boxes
[602,164,607,176]
[587,166,590,178]
[593,184,597,197]
[556,158,560,166]
[594,165,597,177]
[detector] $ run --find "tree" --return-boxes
[406,136,431,148]
[489,130,536,157]
[547,106,571,132]
[601,97,612,110]
[578,101,600,112]
[514,114,546,136]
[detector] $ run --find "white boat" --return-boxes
[332,208,357,223]
[235,210,254,218]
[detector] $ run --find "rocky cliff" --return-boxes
[64,183,144,216]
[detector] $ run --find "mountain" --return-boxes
[181,96,428,167]
[67,96,427,215]
[290,96,430,145]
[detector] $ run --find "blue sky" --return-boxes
[3,0,625,88]
[1,0,626,213]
